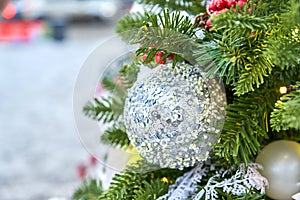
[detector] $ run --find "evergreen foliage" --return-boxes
[118,63,140,88]
[117,9,199,64]
[136,0,207,15]
[132,179,170,200]
[99,163,186,200]
[214,65,300,165]
[116,12,152,41]
[214,95,270,165]
[83,69,132,148]
[82,75,126,123]
[101,123,130,148]
[271,84,300,131]
[72,179,103,200]
[194,0,300,96]
[78,0,300,199]
[101,77,117,93]
[83,98,117,123]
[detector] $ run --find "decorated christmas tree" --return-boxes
[73,0,300,199]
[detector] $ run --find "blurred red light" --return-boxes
[2,3,17,19]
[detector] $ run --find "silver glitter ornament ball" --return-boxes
[123,63,226,169]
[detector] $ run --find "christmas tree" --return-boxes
[73,0,300,199]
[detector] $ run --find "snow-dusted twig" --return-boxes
[157,163,268,200]
[157,162,209,200]
[193,163,268,200]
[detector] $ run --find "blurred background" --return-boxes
[0,0,133,199]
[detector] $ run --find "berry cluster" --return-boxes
[142,51,174,64]
[206,0,248,28]
[76,155,98,180]
[207,0,248,14]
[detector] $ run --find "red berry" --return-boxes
[206,19,212,29]
[226,0,235,8]
[77,163,87,180]
[207,1,217,13]
[215,8,228,15]
[168,53,175,60]
[215,0,227,10]
[237,0,246,8]
[150,43,157,48]
[96,83,104,96]
[141,54,148,62]
[155,51,166,64]
[89,155,97,166]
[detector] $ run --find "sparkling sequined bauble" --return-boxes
[123,63,226,169]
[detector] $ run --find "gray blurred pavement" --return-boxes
[0,22,116,199]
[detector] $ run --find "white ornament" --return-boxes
[256,140,300,200]
[123,63,226,169]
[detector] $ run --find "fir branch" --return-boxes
[136,0,207,15]
[133,179,169,200]
[118,63,140,89]
[211,4,269,34]
[76,1,300,199]
[271,89,300,131]
[214,66,299,165]
[83,73,130,123]
[72,179,103,200]
[99,163,186,200]
[118,9,199,64]
[196,1,300,95]
[214,93,273,165]
[116,12,153,41]
[101,77,117,93]
[99,172,145,200]
[264,36,300,69]
[196,30,274,96]
[263,0,292,14]
[101,123,130,149]
[202,3,276,95]
[129,9,197,43]
[157,9,196,35]
[233,54,273,96]
[263,1,300,69]
[83,97,123,123]
[101,74,130,99]
[279,0,300,28]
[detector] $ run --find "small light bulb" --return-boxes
[161,177,169,183]
[279,85,300,94]
[280,86,287,94]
